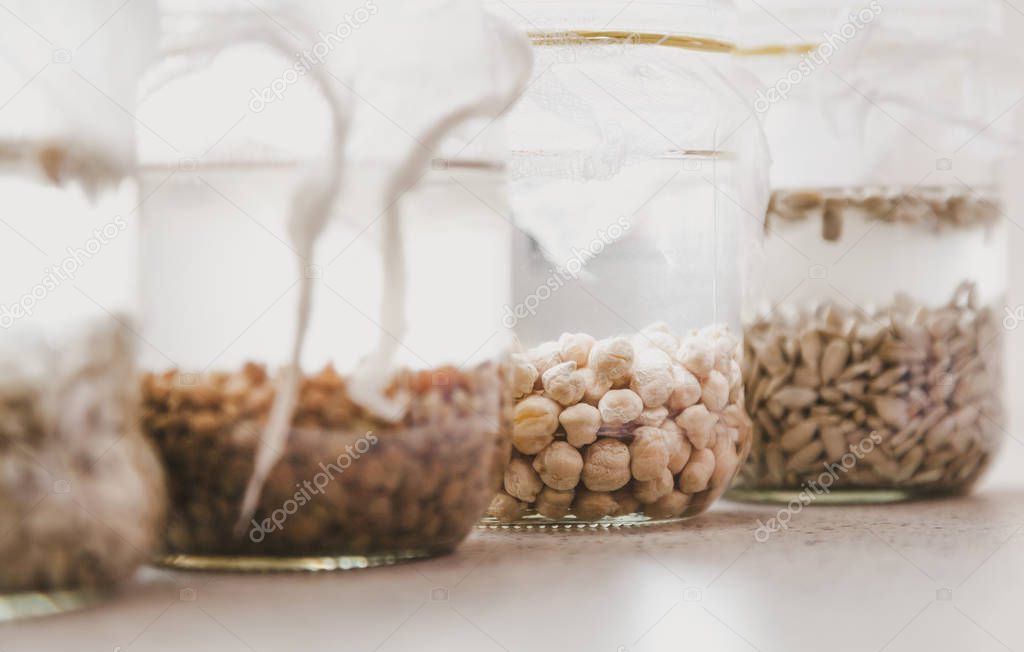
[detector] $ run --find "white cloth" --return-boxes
[0,0,159,193]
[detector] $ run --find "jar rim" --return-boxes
[528,30,734,54]
[138,156,505,172]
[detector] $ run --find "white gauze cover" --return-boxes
[0,0,159,193]
[495,33,768,274]
[217,0,534,530]
[737,3,1021,188]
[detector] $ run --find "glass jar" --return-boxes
[0,183,166,619]
[481,0,767,526]
[730,0,1009,503]
[136,1,526,569]
[0,2,165,620]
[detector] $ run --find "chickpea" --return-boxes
[679,448,716,494]
[669,365,702,411]
[573,489,619,520]
[702,325,737,354]
[581,438,631,492]
[598,389,643,426]
[580,367,613,405]
[558,332,595,368]
[634,325,679,357]
[714,423,739,448]
[676,404,718,450]
[629,348,674,408]
[645,490,690,519]
[512,395,560,454]
[729,373,744,404]
[588,337,634,384]
[527,342,562,378]
[701,369,730,412]
[720,403,750,430]
[711,432,740,489]
[728,358,742,390]
[504,458,543,502]
[634,466,674,504]
[541,361,586,407]
[535,487,574,520]
[660,421,693,474]
[640,406,668,428]
[532,441,584,490]
[488,492,524,523]
[629,426,670,481]
[713,333,740,373]
[510,353,539,399]
[678,338,714,377]
[559,403,601,448]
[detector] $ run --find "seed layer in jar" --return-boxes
[142,362,507,557]
[767,187,1000,241]
[488,323,752,523]
[1,323,165,594]
[739,281,1003,492]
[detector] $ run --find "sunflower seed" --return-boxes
[739,276,1002,495]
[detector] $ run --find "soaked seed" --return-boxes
[740,276,1001,495]
[780,421,818,452]
[822,199,843,241]
[820,339,850,384]
[774,386,818,409]
[786,440,824,472]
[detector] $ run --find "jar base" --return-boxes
[725,487,944,505]
[156,547,450,572]
[0,588,110,623]
[478,513,690,529]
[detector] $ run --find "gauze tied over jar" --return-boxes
[136,0,530,569]
[483,0,769,526]
[0,0,165,620]
[731,0,1010,502]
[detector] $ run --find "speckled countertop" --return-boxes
[3,484,1024,652]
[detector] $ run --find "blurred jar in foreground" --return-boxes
[731,0,1010,503]
[482,0,768,527]
[0,1,164,619]
[137,0,528,570]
